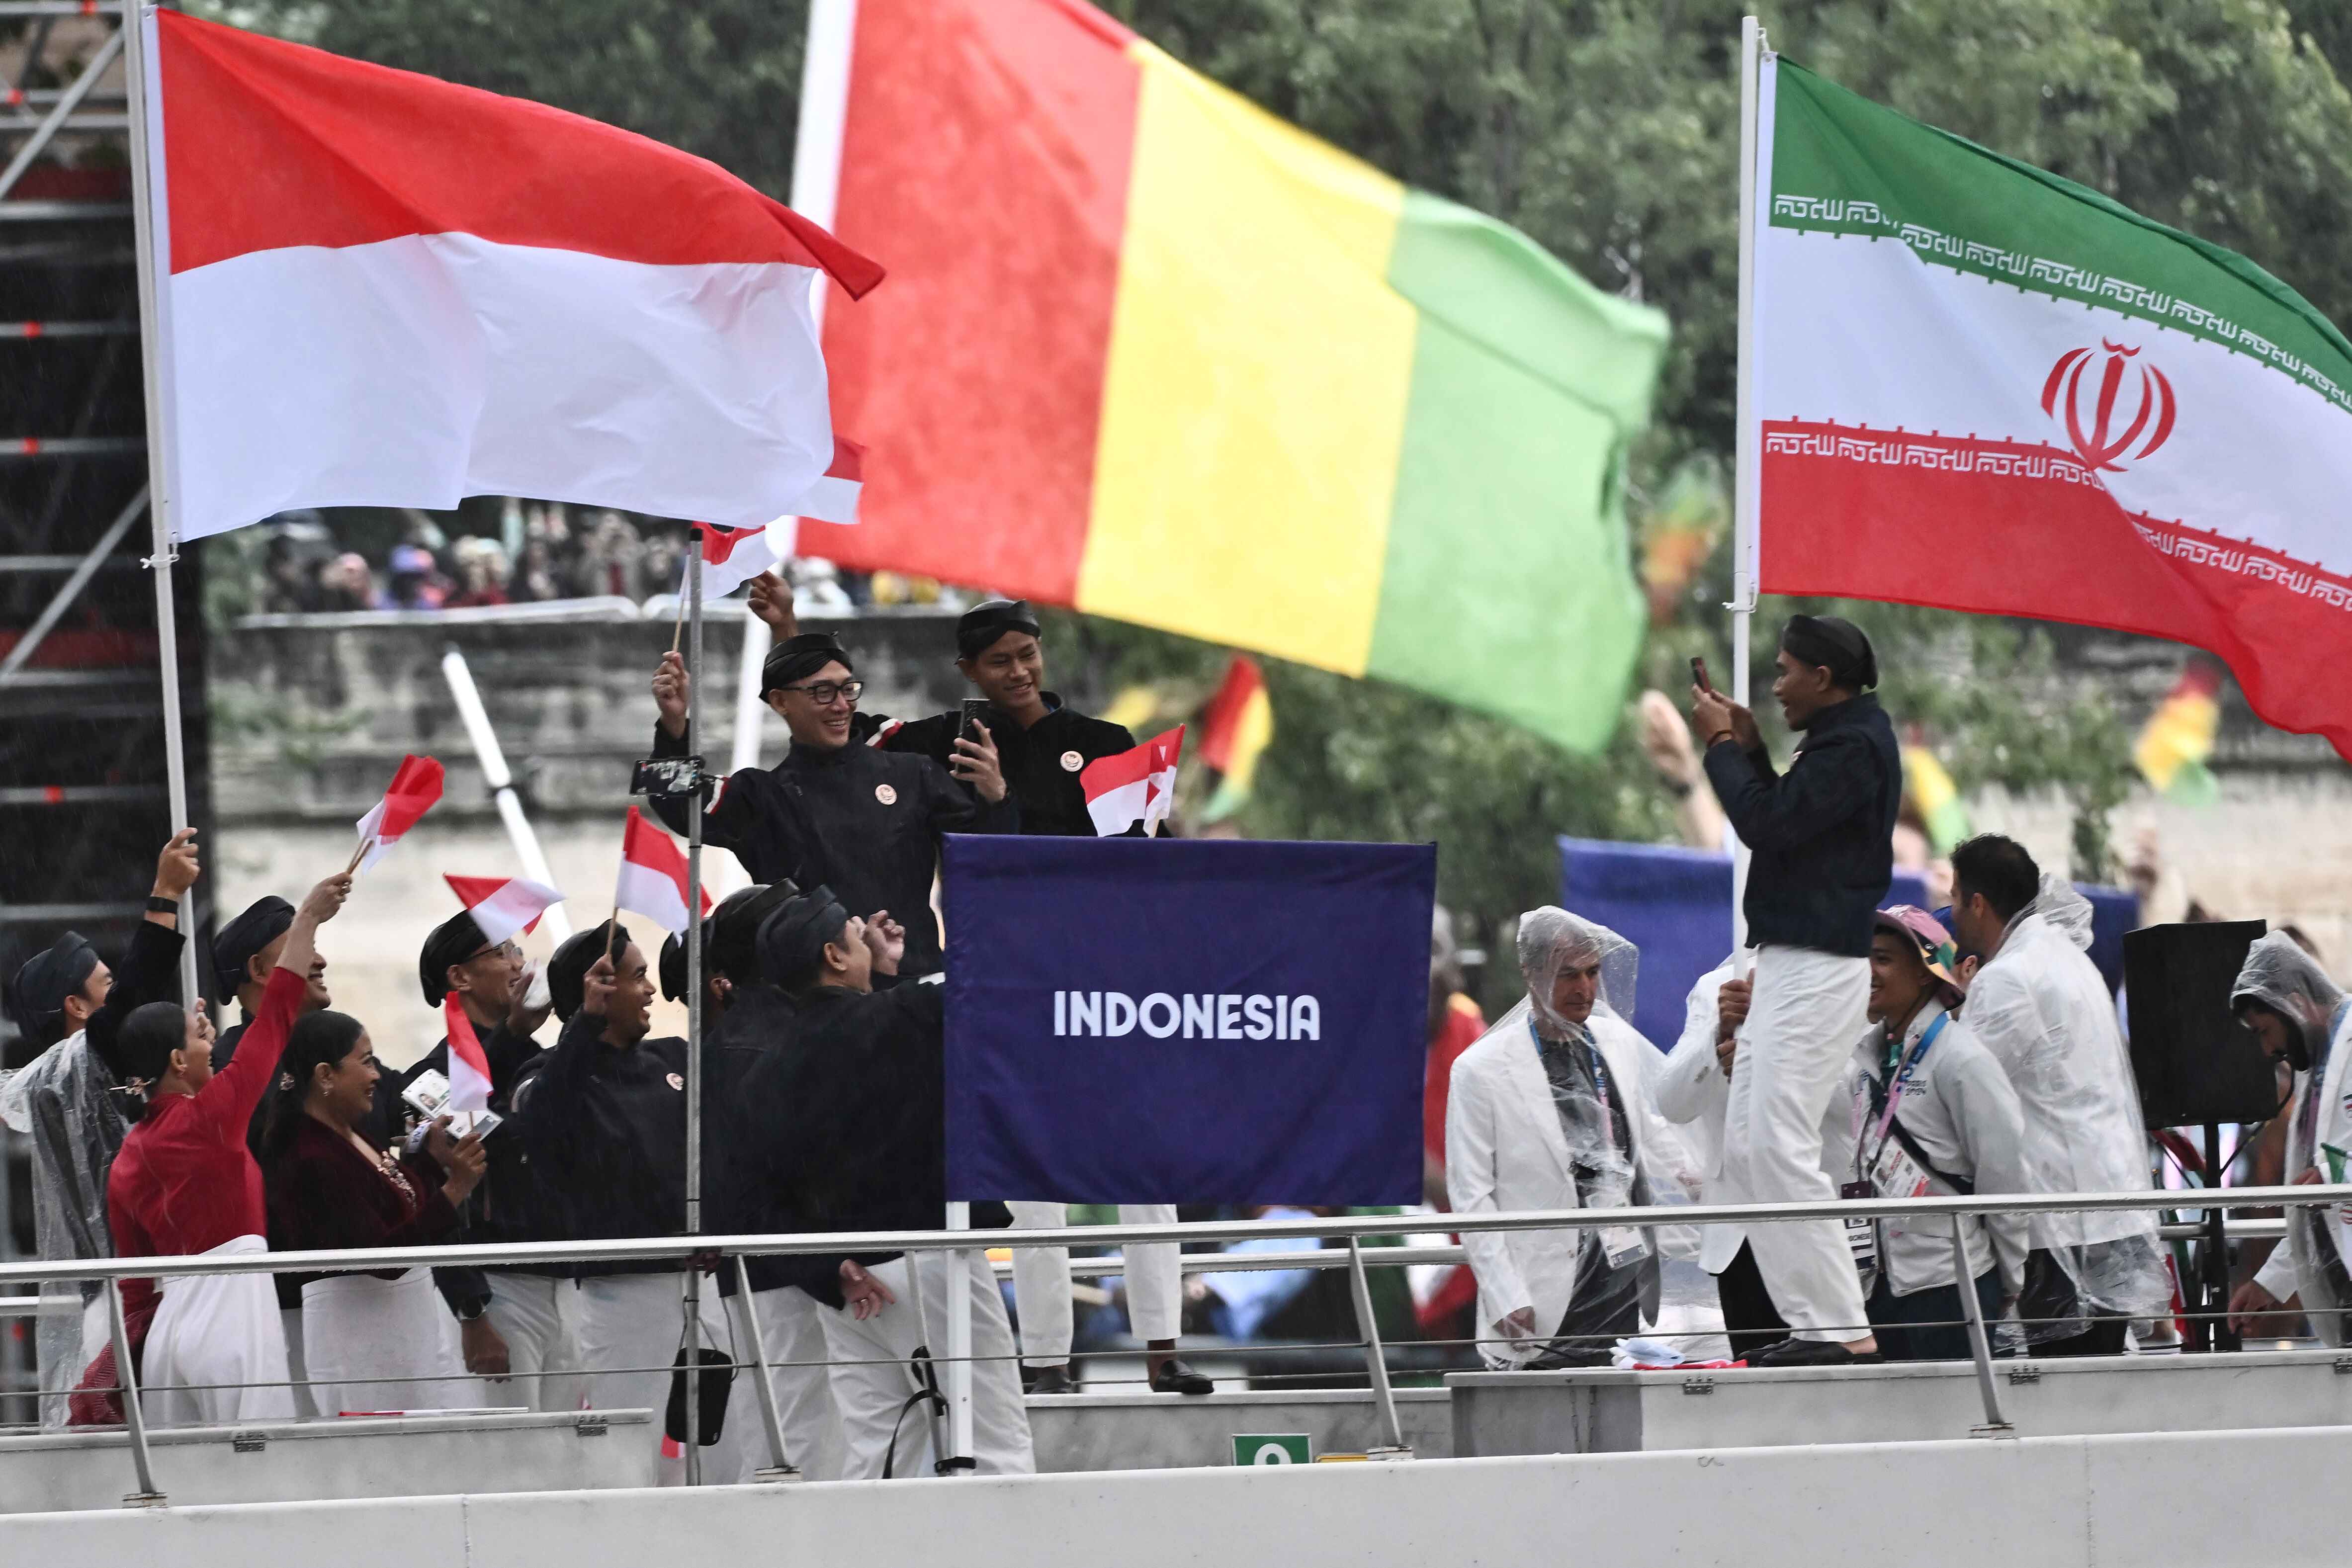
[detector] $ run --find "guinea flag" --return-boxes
[1750,55,2352,763]
[796,0,1668,752]
[138,9,883,543]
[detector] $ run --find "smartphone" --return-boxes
[1690,655,1714,694]
[959,697,990,745]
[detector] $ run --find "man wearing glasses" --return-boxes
[392,909,569,1401]
[648,627,1016,978]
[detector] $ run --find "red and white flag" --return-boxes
[691,437,867,598]
[615,806,708,935]
[443,874,563,946]
[353,755,444,872]
[141,11,883,544]
[441,994,493,1117]
[1080,725,1184,837]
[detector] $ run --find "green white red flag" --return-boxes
[1749,57,2352,761]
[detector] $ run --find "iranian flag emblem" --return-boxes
[1749,57,2352,761]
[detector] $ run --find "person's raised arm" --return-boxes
[923,749,1019,841]
[88,830,201,1062]
[208,871,350,1133]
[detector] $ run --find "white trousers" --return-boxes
[724,1285,848,1482]
[1722,945,1871,1342]
[817,1250,1035,1479]
[301,1268,479,1416]
[279,1307,318,1418]
[572,1273,736,1479]
[484,1271,585,1414]
[142,1235,295,1428]
[1006,1201,1181,1360]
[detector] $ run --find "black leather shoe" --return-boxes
[1025,1363,1077,1394]
[1149,1357,1215,1395]
[1749,1336,1885,1367]
[1525,1343,1616,1370]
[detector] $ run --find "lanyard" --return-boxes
[1865,1013,1948,1166]
[1529,1018,1613,1122]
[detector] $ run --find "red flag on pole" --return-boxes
[614,805,706,935]
[351,754,443,872]
[1079,725,1184,836]
[443,873,563,944]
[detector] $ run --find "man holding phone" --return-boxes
[648,601,1018,978]
[1689,614,1901,1366]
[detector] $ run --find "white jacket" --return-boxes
[1654,959,1746,1273]
[1446,1007,1698,1362]
[1843,1002,2031,1298]
[1965,895,2157,1249]
[2252,1003,2352,1347]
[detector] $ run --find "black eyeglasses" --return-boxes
[781,679,864,705]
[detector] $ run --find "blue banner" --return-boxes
[942,837,1436,1205]
[1558,837,2136,1049]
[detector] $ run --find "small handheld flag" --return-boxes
[442,993,493,1117]
[443,874,563,945]
[350,755,444,873]
[614,805,707,936]
[1080,725,1185,837]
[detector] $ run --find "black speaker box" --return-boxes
[2123,920,2281,1129]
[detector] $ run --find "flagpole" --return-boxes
[733,0,859,781]
[682,519,706,1487]
[121,0,200,1008]
[1730,13,1766,962]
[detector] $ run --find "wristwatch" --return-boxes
[145,894,180,914]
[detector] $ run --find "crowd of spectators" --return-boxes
[245,505,939,616]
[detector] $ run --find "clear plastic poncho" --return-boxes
[1973,874,2172,1340]
[0,1030,129,1426]
[2231,931,2351,1345]
[1507,909,1648,1260]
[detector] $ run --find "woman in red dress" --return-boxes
[262,1010,486,1415]
[105,871,349,1426]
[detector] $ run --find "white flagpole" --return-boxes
[1730,14,1767,963]
[120,0,199,1008]
[733,0,861,781]
[682,517,706,1487]
[439,649,573,942]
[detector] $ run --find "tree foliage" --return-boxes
[240,0,2352,999]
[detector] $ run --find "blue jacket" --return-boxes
[1703,693,1900,958]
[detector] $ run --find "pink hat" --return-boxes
[1875,904,1967,1006]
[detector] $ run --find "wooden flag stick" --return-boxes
[346,837,370,875]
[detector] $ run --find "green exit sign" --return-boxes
[1231,1433,1312,1466]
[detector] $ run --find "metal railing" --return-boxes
[3,1185,2342,1503]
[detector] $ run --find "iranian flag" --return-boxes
[1080,725,1184,837]
[139,10,883,542]
[1749,57,2352,761]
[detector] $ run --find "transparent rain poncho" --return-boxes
[1504,910,1651,1284]
[0,1030,130,1425]
[1972,874,2172,1340]
[2231,931,2351,1345]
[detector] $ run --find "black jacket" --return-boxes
[651,724,1018,976]
[738,978,1005,1307]
[873,695,1136,838]
[513,1013,689,1278]
[1703,692,1900,958]
[701,983,841,1300]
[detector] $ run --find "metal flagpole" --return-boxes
[733,0,860,780]
[120,0,199,1008]
[683,533,706,1485]
[1729,13,1767,965]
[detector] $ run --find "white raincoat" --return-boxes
[2235,933,2351,1346]
[1965,875,2169,1323]
[1446,909,1700,1366]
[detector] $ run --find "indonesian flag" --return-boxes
[443,874,563,946]
[353,755,444,872]
[442,993,493,1118]
[1079,725,1184,837]
[1750,57,2352,763]
[142,11,884,543]
[615,806,707,935]
[690,523,782,602]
